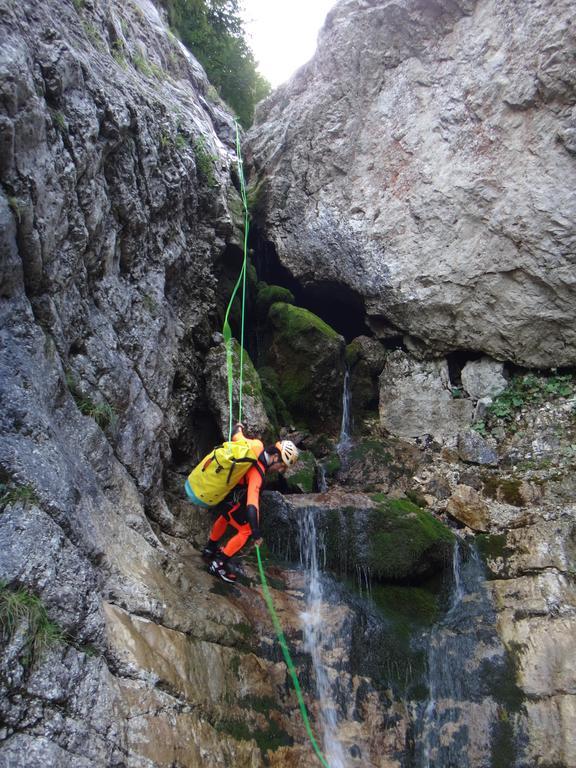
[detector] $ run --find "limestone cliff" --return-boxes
[247,0,576,367]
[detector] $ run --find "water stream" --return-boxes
[298,507,348,768]
[416,538,516,768]
[336,368,353,461]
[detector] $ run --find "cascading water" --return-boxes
[336,369,353,460]
[298,507,348,768]
[416,538,522,768]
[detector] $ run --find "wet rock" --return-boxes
[346,335,387,417]
[457,430,499,466]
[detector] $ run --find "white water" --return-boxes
[317,463,328,492]
[299,508,348,768]
[419,540,490,768]
[336,369,353,459]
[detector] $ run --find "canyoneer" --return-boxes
[198,423,299,583]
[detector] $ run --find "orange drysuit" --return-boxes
[206,433,266,558]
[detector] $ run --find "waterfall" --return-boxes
[417,539,510,768]
[317,463,328,492]
[336,369,353,460]
[299,507,348,768]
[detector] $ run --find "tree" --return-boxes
[163,0,271,127]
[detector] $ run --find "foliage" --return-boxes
[111,40,127,68]
[162,0,271,127]
[66,372,117,431]
[132,52,165,80]
[0,583,67,666]
[489,371,575,423]
[0,483,39,510]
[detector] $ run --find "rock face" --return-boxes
[379,350,474,441]
[247,0,576,367]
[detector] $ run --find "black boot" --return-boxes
[208,555,237,584]
[201,540,219,562]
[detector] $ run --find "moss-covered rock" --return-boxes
[255,283,295,319]
[264,302,345,432]
[257,366,292,433]
[204,339,272,439]
[283,449,316,493]
[366,496,455,580]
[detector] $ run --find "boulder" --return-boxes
[446,485,491,532]
[379,350,474,442]
[247,0,576,367]
[457,430,499,466]
[461,358,508,400]
[264,302,346,432]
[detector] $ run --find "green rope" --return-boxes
[225,126,330,768]
[222,121,250,440]
[256,546,332,768]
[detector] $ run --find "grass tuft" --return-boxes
[0,582,67,666]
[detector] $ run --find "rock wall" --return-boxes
[247,0,576,367]
[0,0,276,765]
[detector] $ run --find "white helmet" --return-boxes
[276,440,299,466]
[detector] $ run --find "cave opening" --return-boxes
[251,232,371,343]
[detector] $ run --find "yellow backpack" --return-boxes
[185,439,260,508]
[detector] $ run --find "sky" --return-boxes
[240,0,338,88]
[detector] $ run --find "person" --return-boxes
[203,423,299,583]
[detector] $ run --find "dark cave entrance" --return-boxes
[251,233,371,343]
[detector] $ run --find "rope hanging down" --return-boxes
[256,547,332,768]
[223,122,332,768]
[222,121,250,440]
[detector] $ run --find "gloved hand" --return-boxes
[232,422,244,437]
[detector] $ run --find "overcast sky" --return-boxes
[240,0,337,88]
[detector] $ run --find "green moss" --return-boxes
[322,453,342,477]
[482,477,524,507]
[234,621,253,639]
[345,339,362,368]
[476,533,508,561]
[367,497,455,581]
[350,440,393,464]
[370,584,440,626]
[256,284,295,317]
[193,135,217,187]
[246,177,266,215]
[284,450,316,493]
[490,714,517,768]
[268,302,341,341]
